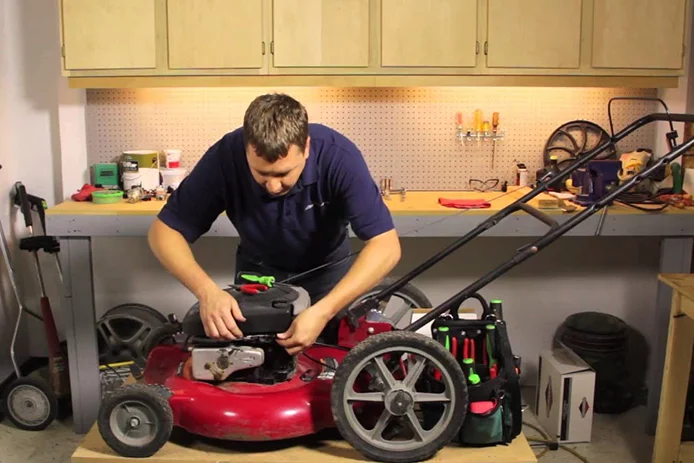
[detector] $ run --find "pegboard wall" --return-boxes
[86,87,659,190]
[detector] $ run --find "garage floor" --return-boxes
[0,387,656,463]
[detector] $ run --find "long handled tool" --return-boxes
[0,174,69,431]
[345,107,694,331]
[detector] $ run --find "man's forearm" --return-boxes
[313,229,401,320]
[148,218,219,299]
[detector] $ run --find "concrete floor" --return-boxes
[0,388,657,463]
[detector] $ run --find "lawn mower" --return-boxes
[96,104,694,463]
[0,177,70,431]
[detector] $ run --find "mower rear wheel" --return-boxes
[98,384,173,458]
[331,331,467,463]
[4,376,57,431]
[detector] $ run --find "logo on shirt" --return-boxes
[304,201,328,211]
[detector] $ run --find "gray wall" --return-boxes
[0,0,64,386]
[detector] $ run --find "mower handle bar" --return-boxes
[514,203,559,230]
[344,111,694,331]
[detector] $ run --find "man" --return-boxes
[148,93,401,355]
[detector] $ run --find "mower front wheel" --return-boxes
[98,383,173,458]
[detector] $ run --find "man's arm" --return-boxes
[277,140,401,355]
[312,228,400,319]
[149,136,246,340]
[148,218,245,339]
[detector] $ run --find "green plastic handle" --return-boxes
[240,274,275,287]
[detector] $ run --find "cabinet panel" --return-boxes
[487,0,582,68]
[273,0,369,68]
[61,0,156,70]
[381,0,477,68]
[593,0,686,69]
[167,0,264,69]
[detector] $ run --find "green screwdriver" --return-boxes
[438,326,450,351]
[462,358,480,385]
[240,274,275,287]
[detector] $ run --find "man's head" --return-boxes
[243,93,310,197]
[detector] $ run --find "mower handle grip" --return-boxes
[515,203,559,230]
[14,182,33,229]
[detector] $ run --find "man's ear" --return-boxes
[304,136,311,158]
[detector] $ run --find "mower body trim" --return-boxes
[143,344,349,441]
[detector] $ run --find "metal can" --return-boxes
[516,163,528,187]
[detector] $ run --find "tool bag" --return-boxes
[431,299,523,446]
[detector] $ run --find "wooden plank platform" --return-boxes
[72,424,538,463]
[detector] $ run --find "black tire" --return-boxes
[97,309,166,365]
[141,323,182,362]
[356,277,432,308]
[98,383,173,458]
[4,376,58,431]
[331,331,468,463]
[102,303,167,324]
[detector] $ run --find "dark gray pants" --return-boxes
[234,242,354,343]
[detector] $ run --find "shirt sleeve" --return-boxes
[331,146,394,241]
[157,138,228,243]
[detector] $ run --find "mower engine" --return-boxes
[179,282,311,385]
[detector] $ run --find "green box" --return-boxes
[91,163,119,188]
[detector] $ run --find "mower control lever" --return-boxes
[515,203,559,230]
[345,296,380,330]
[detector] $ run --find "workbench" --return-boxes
[45,187,694,435]
[652,274,694,463]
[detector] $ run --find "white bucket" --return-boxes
[160,168,187,189]
[122,171,143,191]
[123,168,160,191]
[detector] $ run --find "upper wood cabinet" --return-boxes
[61,0,156,70]
[272,0,370,68]
[167,0,264,70]
[486,0,583,69]
[381,0,477,68]
[58,0,689,86]
[592,0,687,70]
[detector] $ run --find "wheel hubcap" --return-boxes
[109,400,158,447]
[7,384,50,427]
[385,390,414,416]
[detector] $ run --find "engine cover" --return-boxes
[182,284,311,337]
[192,346,264,381]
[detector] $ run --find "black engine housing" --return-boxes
[182,283,311,337]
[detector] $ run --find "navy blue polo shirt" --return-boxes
[157,123,394,272]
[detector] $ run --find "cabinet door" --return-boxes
[167,0,264,69]
[381,0,477,68]
[487,0,582,68]
[593,0,686,69]
[61,0,156,70]
[273,0,370,68]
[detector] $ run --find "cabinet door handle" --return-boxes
[484,41,488,55]
[262,41,266,55]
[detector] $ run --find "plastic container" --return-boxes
[160,168,187,189]
[91,190,123,204]
[122,171,143,191]
[164,149,182,168]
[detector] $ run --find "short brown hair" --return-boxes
[243,93,309,162]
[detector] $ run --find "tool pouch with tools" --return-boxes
[431,301,523,447]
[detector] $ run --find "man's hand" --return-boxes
[276,307,330,355]
[199,287,247,340]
